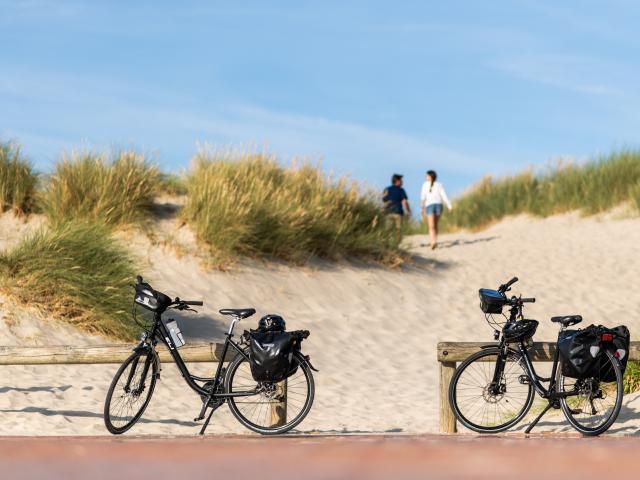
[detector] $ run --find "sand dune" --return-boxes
[1,211,639,435]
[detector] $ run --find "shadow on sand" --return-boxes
[417,236,498,250]
[0,406,199,427]
[0,385,72,394]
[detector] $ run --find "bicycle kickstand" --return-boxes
[198,404,221,435]
[524,400,556,434]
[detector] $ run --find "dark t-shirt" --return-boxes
[383,185,408,215]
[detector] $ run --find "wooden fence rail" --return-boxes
[437,341,640,434]
[0,342,287,427]
[0,343,227,365]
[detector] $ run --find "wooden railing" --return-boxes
[0,342,287,427]
[437,341,640,434]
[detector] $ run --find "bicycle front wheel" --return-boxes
[104,350,158,434]
[225,351,314,435]
[559,350,623,436]
[449,347,535,433]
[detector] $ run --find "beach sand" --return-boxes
[1,211,639,436]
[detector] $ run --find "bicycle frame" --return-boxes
[491,304,579,402]
[134,311,259,400]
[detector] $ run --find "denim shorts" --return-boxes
[425,203,443,216]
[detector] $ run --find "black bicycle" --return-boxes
[104,276,315,435]
[449,277,624,436]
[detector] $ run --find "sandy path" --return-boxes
[0,212,639,435]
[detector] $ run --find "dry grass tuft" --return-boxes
[0,141,37,215]
[182,149,401,265]
[41,150,159,226]
[0,221,138,339]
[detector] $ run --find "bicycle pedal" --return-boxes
[194,416,204,422]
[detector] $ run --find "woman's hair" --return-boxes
[427,170,437,190]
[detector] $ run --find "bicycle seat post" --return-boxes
[227,316,241,335]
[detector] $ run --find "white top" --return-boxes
[420,181,452,209]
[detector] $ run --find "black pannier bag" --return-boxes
[244,321,309,382]
[559,324,631,380]
[479,289,507,314]
[599,325,630,382]
[558,327,601,379]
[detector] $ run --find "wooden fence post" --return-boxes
[439,361,457,434]
[270,379,287,427]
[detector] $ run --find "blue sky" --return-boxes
[1,1,639,203]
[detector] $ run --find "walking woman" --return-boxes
[420,170,452,249]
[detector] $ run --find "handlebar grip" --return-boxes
[521,297,535,303]
[183,300,203,306]
[505,277,519,288]
[499,276,518,292]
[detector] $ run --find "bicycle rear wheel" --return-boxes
[559,350,623,436]
[449,347,535,433]
[104,350,158,434]
[225,351,314,435]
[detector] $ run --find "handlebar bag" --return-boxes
[479,289,507,314]
[558,327,601,379]
[134,282,171,312]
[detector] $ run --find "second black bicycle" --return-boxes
[448,277,624,436]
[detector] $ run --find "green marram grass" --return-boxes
[0,141,38,214]
[0,221,138,340]
[182,150,400,265]
[444,150,640,230]
[41,150,159,226]
[624,361,640,395]
[158,172,188,196]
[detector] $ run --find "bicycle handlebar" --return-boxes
[520,297,535,303]
[182,300,203,306]
[499,277,518,292]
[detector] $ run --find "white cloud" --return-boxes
[491,54,621,97]
[0,67,496,183]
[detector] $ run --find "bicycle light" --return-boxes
[601,333,615,342]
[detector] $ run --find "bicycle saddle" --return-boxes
[219,308,256,319]
[550,315,582,327]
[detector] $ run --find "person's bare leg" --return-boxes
[428,214,436,248]
[432,214,441,249]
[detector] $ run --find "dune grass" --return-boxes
[444,150,640,230]
[624,361,640,395]
[158,172,188,196]
[182,150,400,265]
[0,141,38,215]
[0,221,138,339]
[41,150,159,226]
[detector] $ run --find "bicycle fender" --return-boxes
[301,353,319,372]
[480,344,521,357]
[132,344,161,380]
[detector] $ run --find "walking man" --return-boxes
[383,173,411,243]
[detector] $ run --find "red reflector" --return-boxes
[615,351,621,359]
[602,333,614,342]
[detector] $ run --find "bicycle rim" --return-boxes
[225,352,314,435]
[104,351,157,434]
[450,348,535,433]
[559,350,623,436]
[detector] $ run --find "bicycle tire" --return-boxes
[225,351,314,435]
[104,350,158,434]
[559,350,623,436]
[449,347,535,433]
